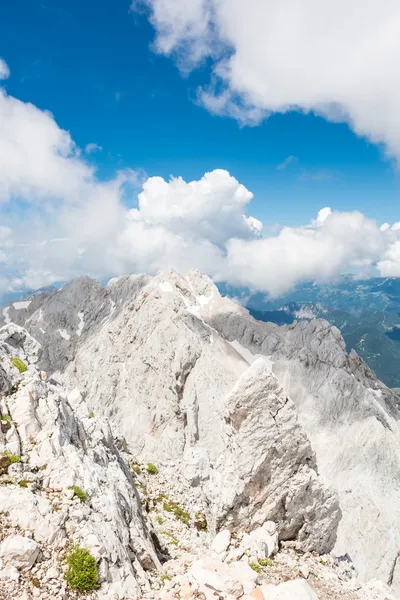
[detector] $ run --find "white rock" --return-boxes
[0,535,39,570]
[46,566,60,579]
[241,522,279,559]
[262,579,319,599]
[299,564,310,579]
[188,558,258,598]
[0,565,20,581]
[211,529,232,554]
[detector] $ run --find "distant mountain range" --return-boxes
[219,277,400,389]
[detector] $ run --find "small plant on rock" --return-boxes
[65,546,98,592]
[147,462,159,475]
[71,485,88,503]
[131,464,141,475]
[249,561,262,573]
[163,499,190,526]
[89,410,95,419]
[11,357,27,373]
[259,558,273,567]
[18,480,29,488]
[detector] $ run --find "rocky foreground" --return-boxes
[1,269,400,599]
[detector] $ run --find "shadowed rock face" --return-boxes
[2,269,400,592]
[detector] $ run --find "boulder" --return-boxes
[261,579,319,599]
[0,535,39,570]
[211,529,231,554]
[241,522,278,559]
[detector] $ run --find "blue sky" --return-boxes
[1,0,400,299]
[1,0,399,228]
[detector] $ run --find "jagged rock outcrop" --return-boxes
[191,273,400,592]
[0,325,159,599]
[56,270,340,555]
[0,275,150,374]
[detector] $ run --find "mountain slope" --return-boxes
[2,270,400,596]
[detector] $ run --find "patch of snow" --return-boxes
[12,300,32,310]
[159,281,173,293]
[58,329,71,341]
[76,312,85,337]
[2,307,10,324]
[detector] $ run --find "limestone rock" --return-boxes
[241,523,279,560]
[0,535,39,570]
[59,270,340,554]
[211,529,232,554]
[261,579,319,599]
[0,326,159,599]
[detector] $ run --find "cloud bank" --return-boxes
[136,0,400,159]
[1,67,400,300]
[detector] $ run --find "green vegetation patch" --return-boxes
[11,357,27,373]
[146,462,159,475]
[70,485,88,503]
[162,499,190,526]
[259,558,273,567]
[65,546,98,592]
[249,561,262,573]
[0,451,21,474]
[18,480,29,488]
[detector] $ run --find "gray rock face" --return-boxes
[58,270,339,555]
[0,325,159,599]
[204,359,341,554]
[0,274,150,374]
[201,276,400,591]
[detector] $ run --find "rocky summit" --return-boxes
[0,270,399,600]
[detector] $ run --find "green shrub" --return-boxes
[1,450,21,465]
[163,499,190,526]
[131,464,141,475]
[249,561,261,573]
[11,357,27,373]
[156,516,164,525]
[161,573,172,582]
[70,485,88,503]
[259,558,273,567]
[147,463,159,475]
[89,410,95,419]
[19,480,29,488]
[65,546,98,592]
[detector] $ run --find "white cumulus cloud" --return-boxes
[1,83,400,299]
[0,58,10,81]
[136,0,400,159]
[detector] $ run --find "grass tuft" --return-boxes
[249,561,262,573]
[146,462,159,475]
[65,546,98,592]
[70,485,88,503]
[259,558,273,567]
[11,357,27,373]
